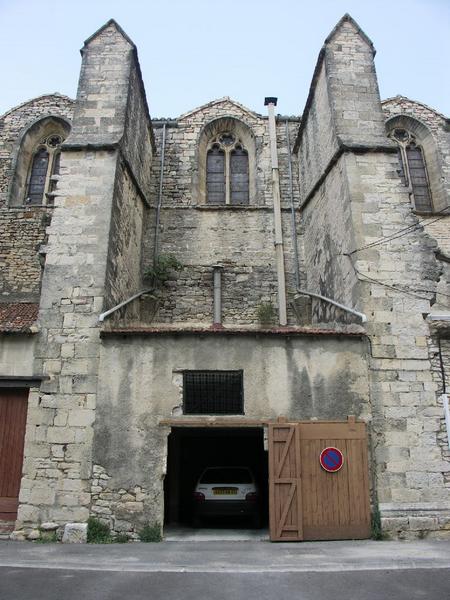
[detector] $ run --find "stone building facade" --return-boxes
[0,15,449,541]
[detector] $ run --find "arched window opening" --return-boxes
[389,128,433,213]
[206,133,249,205]
[230,147,249,205]
[207,145,225,204]
[25,134,64,205]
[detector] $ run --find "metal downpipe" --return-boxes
[265,97,287,326]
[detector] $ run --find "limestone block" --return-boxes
[67,409,95,427]
[10,531,26,542]
[54,410,68,427]
[47,427,76,444]
[62,523,88,544]
[408,517,438,531]
[40,522,59,531]
[17,504,40,522]
[51,445,65,459]
[30,486,56,506]
[52,507,89,522]
[61,343,75,358]
[113,519,133,532]
[59,478,84,492]
[27,529,41,540]
[381,517,408,531]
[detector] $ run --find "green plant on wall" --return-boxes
[256,301,276,325]
[144,254,183,287]
[371,503,388,540]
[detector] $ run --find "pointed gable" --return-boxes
[178,97,260,122]
[324,13,375,55]
[82,18,135,51]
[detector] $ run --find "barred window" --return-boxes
[183,370,244,414]
[389,128,433,213]
[206,133,249,205]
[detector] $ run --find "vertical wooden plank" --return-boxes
[268,423,303,542]
[300,420,370,540]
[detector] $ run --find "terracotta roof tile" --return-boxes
[0,303,39,333]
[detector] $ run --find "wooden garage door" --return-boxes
[0,389,29,520]
[269,417,370,542]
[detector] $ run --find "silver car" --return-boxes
[192,466,260,527]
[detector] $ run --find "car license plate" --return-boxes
[212,488,237,495]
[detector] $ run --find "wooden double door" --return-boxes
[0,389,29,520]
[268,418,371,542]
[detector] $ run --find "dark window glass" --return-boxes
[200,468,253,484]
[27,148,49,204]
[183,370,243,414]
[207,147,225,204]
[406,145,432,212]
[230,148,249,205]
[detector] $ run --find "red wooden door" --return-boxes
[0,389,29,520]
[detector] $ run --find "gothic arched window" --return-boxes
[25,134,64,205]
[206,133,249,205]
[8,116,70,208]
[389,128,433,213]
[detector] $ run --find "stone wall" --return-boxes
[297,14,450,538]
[297,63,338,201]
[301,156,360,316]
[0,95,74,301]
[137,100,302,327]
[382,96,450,212]
[92,332,370,533]
[15,21,155,536]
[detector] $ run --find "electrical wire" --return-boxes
[354,267,431,300]
[342,206,450,257]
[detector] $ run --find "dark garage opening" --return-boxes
[164,427,268,528]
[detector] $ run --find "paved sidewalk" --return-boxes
[0,539,449,573]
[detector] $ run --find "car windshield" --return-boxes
[200,468,252,484]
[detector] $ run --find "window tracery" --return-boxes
[389,128,433,213]
[206,133,249,205]
[25,134,64,205]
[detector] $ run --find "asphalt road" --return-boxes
[0,567,448,600]
[1,539,449,600]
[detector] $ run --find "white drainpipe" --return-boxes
[296,288,368,323]
[213,266,223,325]
[441,394,450,452]
[265,97,287,326]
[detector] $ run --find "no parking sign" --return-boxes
[320,447,344,472]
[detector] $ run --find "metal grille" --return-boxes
[183,370,243,415]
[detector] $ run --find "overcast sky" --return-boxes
[0,0,449,119]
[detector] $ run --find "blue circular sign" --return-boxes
[320,447,344,472]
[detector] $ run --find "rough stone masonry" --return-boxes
[0,15,449,542]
